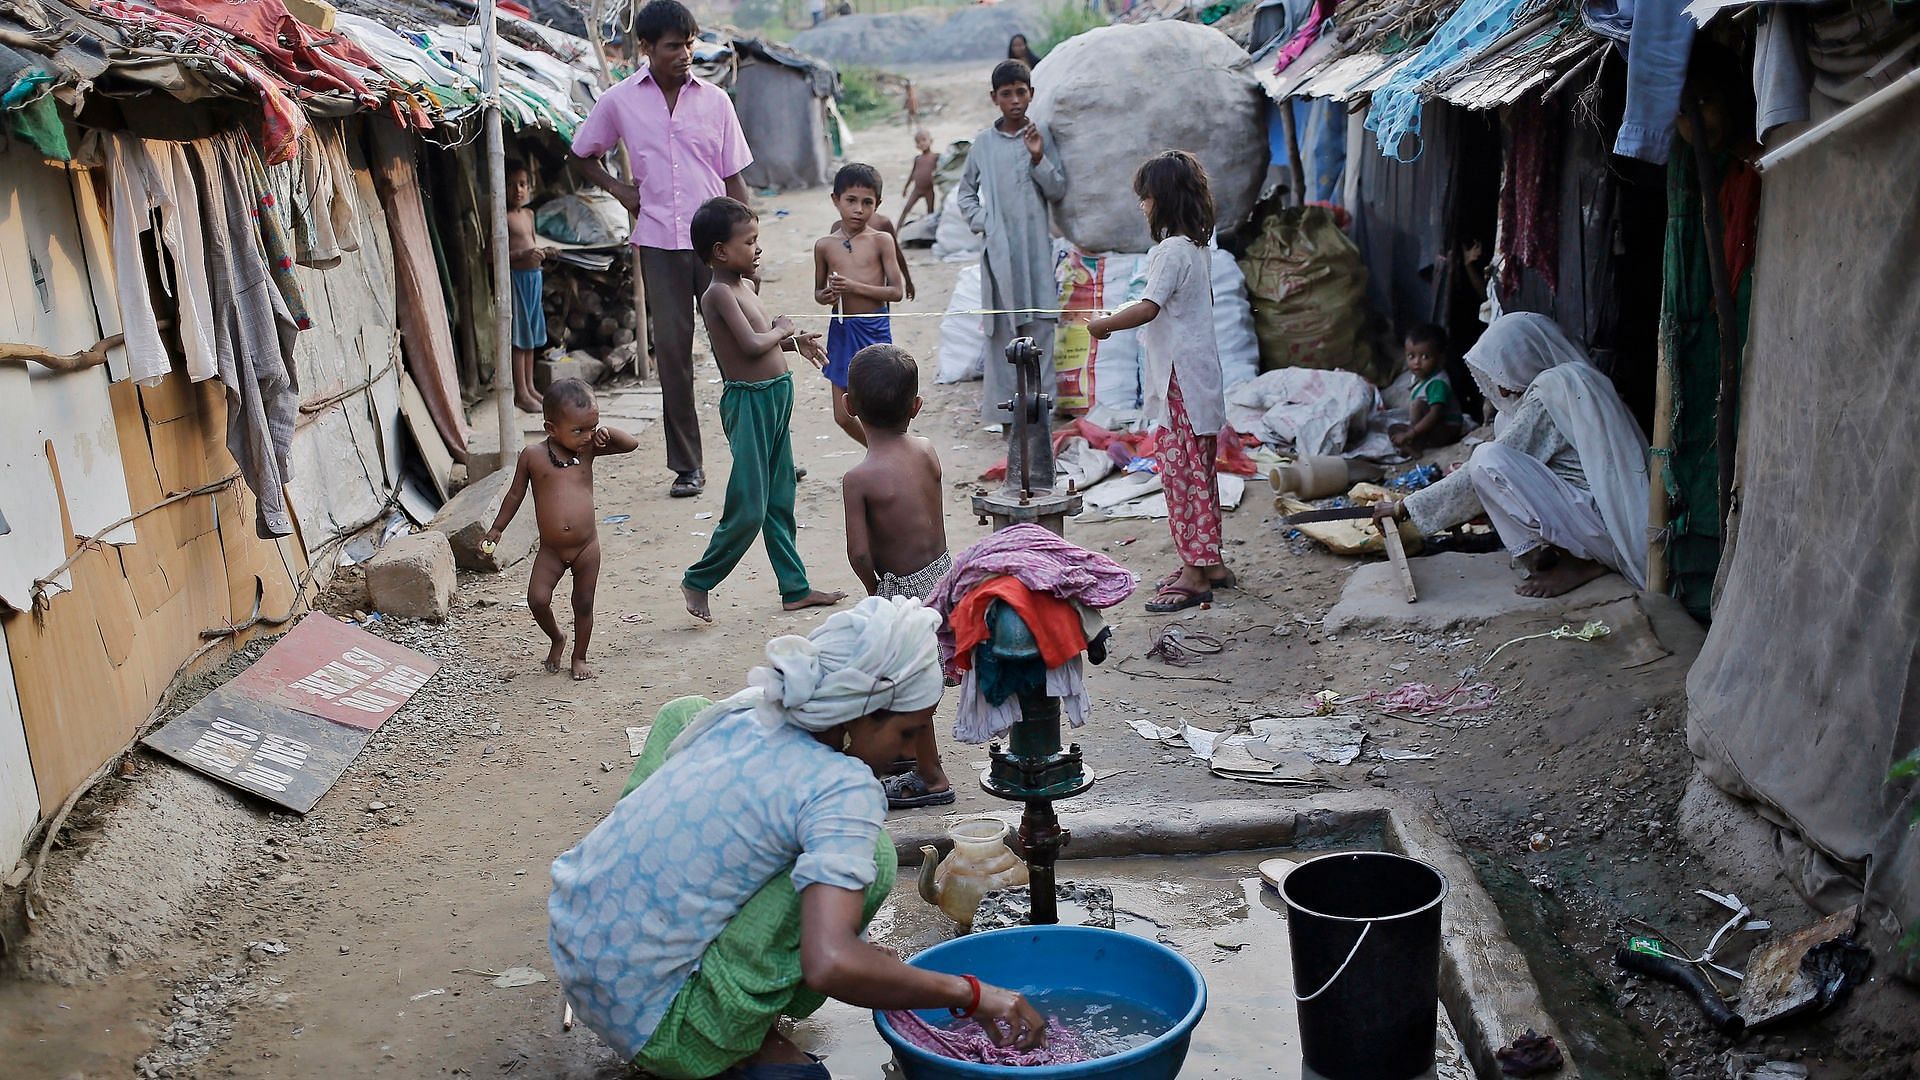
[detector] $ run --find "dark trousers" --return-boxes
[638,246,711,476]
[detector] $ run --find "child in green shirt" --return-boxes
[1392,323,1466,453]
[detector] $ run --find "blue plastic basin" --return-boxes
[872,925,1207,1079]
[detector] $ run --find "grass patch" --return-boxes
[837,65,897,128]
[1035,2,1111,54]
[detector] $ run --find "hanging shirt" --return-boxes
[571,68,752,252]
[104,133,218,385]
[1137,235,1225,435]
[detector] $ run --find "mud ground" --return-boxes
[2,63,1915,1080]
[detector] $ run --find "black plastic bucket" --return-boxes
[1279,851,1449,1080]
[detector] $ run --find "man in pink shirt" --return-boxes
[573,0,752,499]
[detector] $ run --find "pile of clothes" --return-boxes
[928,525,1137,744]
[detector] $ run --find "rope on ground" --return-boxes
[1146,624,1223,667]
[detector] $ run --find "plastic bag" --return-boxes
[534,191,631,247]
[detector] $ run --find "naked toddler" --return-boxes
[485,378,639,679]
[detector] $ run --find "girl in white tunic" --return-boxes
[1089,151,1232,612]
[1374,313,1651,597]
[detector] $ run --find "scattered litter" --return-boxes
[1115,536,1138,546]
[1493,1029,1563,1076]
[1177,721,1225,761]
[1483,620,1611,668]
[692,531,708,537]
[1364,680,1498,717]
[1528,832,1552,852]
[1126,718,1179,743]
[1379,748,1437,761]
[1251,716,1364,765]
[694,512,715,520]
[1146,625,1223,667]
[621,612,646,623]
[1385,463,1443,493]
[462,966,549,989]
[563,1002,575,1031]
[1745,1064,1809,1079]
[1309,689,1341,715]
[1739,905,1867,1029]
[951,443,971,450]
[246,939,289,958]
[410,987,447,1001]
[626,726,651,757]
[1615,938,1744,1032]
[602,514,631,525]
[599,761,617,773]
[816,434,831,440]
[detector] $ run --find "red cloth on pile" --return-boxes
[95,1,309,164]
[949,576,1087,673]
[153,0,381,107]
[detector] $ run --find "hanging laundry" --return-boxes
[1498,97,1563,297]
[94,2,309,164]
[926,524,1137,670]
[101,132,218,385]
[955,658,1088,745]
[292,123,364,269]
[196,132,301,538]
[236,139,312,332]
[950,578,1088,672]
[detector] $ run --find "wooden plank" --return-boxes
[398,370,452,501]
[0,618,41,861]
[1379,521,1419,603]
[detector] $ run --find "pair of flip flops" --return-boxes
[885,771,956,809]
[1146,568,1236,612]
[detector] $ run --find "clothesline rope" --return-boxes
[777,307,1115,321]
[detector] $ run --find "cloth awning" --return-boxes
[1257,16,1607,110]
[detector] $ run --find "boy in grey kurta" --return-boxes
[954,59,1067,426]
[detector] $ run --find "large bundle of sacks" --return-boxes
[1029,21,1268,254]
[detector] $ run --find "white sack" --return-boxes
[933,201,984,262]
[1211,247,1259,391]
[1225,368,1379,455]
[1085,252,1146,429]
[935,263,988,384]
[1029,22,1267,254]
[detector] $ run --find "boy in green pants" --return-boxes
[682,197,847,622]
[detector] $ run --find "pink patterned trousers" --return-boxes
[1159,373,1223,568]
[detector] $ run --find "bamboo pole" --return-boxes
[1647,325,1673,595]
[1279,100,1308,206]
[483,0,516,474]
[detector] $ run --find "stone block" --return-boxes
[429,467,536,574]
[535,354,608,393]
[367,531,456,621]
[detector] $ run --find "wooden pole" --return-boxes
[1279,100,1308,207]
[483,0,517,474]
[588,0,651,380]
[1683,98,1742,533]
[1647,326,1673,595]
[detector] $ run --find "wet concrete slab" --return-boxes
[784,851,1473,1079]
[1322,552,1635,634]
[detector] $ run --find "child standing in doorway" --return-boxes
[1089,151,1232,613]
[484,379,638,679]
[840,343,955,808]
[506,164,554,414]
[684,196,847,622]
[815,163,906,447]
[954,59,1067,431]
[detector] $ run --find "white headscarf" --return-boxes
[668,596,944,756]
[1467,313,1651,588]
[1464,312,1591,427]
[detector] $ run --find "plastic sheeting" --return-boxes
[1686,94,1920,953]
[734,57,833,192]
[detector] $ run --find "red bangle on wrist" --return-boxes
[950,974,982,1019]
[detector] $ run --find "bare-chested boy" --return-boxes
[485,379,637,680]
[815,163,905,447]
[682,197,846,622]
[842,344,954,808]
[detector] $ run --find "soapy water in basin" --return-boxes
[1031,991,1173,1059]
[901,990,1172,1065]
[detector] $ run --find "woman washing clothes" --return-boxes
[549,597,1047,1079]
[1372,312,1651,597]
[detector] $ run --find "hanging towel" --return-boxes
[103,133,218,384]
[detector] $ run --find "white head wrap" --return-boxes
[1464,312,1591,425]
[668,596,944,755]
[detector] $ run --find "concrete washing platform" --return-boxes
[799,793,1580,1079]
[1323,551,1635,634]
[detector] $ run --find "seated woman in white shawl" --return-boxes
[1373,313,1651,597]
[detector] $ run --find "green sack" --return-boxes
[1238,205,1384,383]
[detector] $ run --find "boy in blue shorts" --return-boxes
[813,163,905,446]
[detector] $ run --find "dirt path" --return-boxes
[5,62,1916,1080]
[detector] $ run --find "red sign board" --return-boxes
[231,615,441,731]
